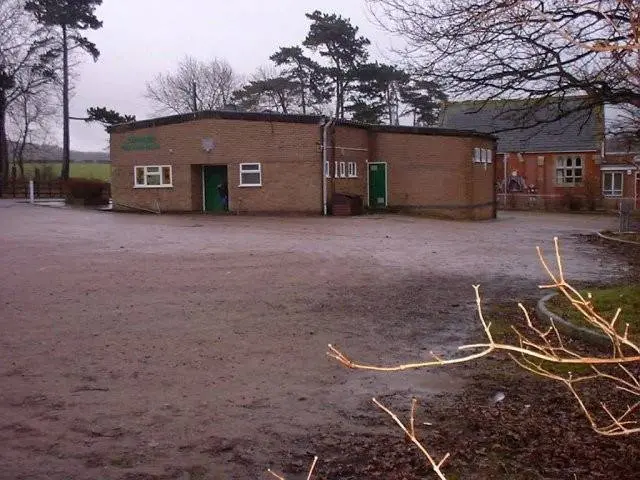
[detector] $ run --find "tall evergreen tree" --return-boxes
[25,0,102,180]
[351,63,446,126]
[85,106,135,129]
[303,11,370,119]
[351,62,408,125]
[400,76,447,126]
[232,76,299,114]
[270,46,329,115]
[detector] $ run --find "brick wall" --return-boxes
[328,126,368,205]
[110,116,497,219]
[499,151,600,196]
[374,132,495,219]
[111,118,323,214]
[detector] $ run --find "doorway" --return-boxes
[203,165,228,212]
[368,162,387,208]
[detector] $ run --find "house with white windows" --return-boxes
[441,97,639,210]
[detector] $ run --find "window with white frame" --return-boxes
[134,165,172,187]
[602,171,623,197]
[239,163,262,186]
[473,148,492,164]
[324,161,330,178]
[473,148,481,163]
[347,161,357,178]
[339,161,346,178]
[555,156,583,185]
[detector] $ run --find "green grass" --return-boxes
[547,284,640,341]
[20,162,111,181]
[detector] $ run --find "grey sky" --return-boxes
[69,0,396,152]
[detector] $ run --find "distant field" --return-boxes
[21,162,111,181]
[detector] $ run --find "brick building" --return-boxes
[108,110,497,220]
[603,136,640,209]
[440,97,640,210]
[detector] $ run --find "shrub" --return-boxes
[62,178,110,205]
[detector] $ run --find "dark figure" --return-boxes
[217,181,228,210]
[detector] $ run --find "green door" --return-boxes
[368,163,387,207]
[203,165,228,212]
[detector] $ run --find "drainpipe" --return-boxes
[623,165,640,210]
[503,153,508,206]
[322,117,335,216]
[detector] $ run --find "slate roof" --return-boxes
[440,97,603,153]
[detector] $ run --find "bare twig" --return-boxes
[329,237,640,436]
[373,398,449,480]
[268,456,318,480]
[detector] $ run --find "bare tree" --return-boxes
[145,56,240,115]
[366,0,640,126]
[7,67,57,177]
[0,0,55,183]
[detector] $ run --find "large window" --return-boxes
[602,171,623,197]
[239,163,262,187]
[555,156,583,185]
[134,165,172,188]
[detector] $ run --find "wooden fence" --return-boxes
[0,179,63,199]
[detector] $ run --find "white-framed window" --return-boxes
[334,161,339,178]
[324,161,330,178]
[239,163,262,187]
[473,148,492,164]
[347,161,357,178]
[339,161,346,178]
[602,171,623,197]
[473,147,482,163]
[555,156,583,185]
[134,165,172,188]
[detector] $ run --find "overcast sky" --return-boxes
[68,0,397,152]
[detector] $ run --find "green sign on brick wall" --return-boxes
[122,135,160,151]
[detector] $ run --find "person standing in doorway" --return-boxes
[217,180,228,211]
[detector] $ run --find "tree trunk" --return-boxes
[386,87,393,125]
[299,70,307,115]
[0,90,8,185]
[334,79,341,118]
[61,23,70,180]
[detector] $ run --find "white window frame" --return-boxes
[239,163,262,187]
[134,165,172,188]
[334,161,339,178]
[339,161,346,178]
[555,155,583,186]
[473,147,482,163]
[347,161,357,178]
[473,148,492,164]
[602,171,624,197]
[324,161,330,178]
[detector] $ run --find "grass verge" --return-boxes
[546,284,640,342]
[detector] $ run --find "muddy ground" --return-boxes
[0,203,627,479]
